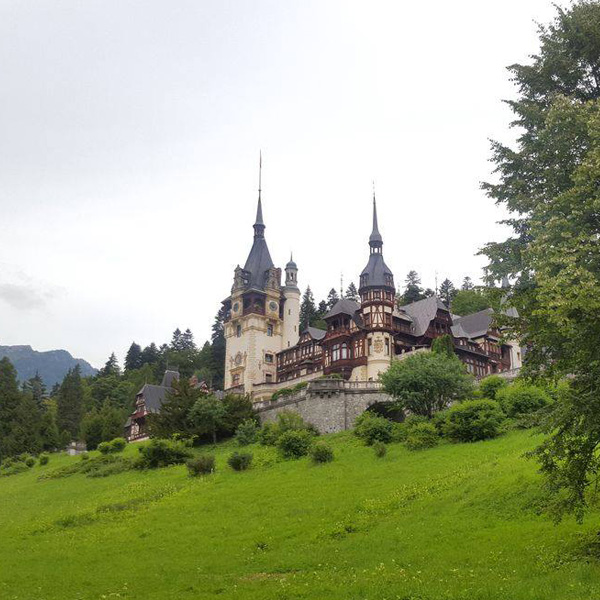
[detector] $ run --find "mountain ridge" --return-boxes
[0,344,97,387]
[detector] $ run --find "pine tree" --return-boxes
[22,372,46,408]
[170,328,184,351]
[141,343,160,366]
[56,366,84,440]
[148,377,201,439]
[439,278,456,307]
[345,282,359,302]
[0,357,24,459]
[124,342,143,371]
[300,286,318,331]
[40,409,60,451]
[461,276,474,291]
[400,271,426,304]
[100,353,120,377]
[326,288,340,310]
[181,328,197,351]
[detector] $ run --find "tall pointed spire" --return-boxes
[253,151,265,238]
[369,182,383,248]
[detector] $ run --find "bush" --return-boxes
[354,413,393,445]
[186,454,215,476]
[276,411,314,434]
[0,462,28,477]
[277,430,313,459]
[235,419,259,446]
[310,441,334,464]
[24,456,36,468]
[404,422,439,450]
[442,399,505,442]
[38,453,50,466]
[496,383,550,418]
[228,451,253,471]
[136,439,193,469]
[373,441,387,458]
[258,423,280,446]
[479,375,508,400]
[98,437,127,455]
[80,452,90,461]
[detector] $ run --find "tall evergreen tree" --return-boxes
[210,307,226,390]
[439,278,457,307]
[22,372,46,408]
[300,286,318,331]
[461,276,474,291]
[326,288,340,309]
[400,270,426,304]
[0,357,24,459]
[124,342,143,371]
[100,353,120,377]
[181,328,196,351]
[56,366,84,440]
[170,328,184,351]
[141,342,160,366]
[345,282,359,302]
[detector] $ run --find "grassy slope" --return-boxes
[1,430,599,600]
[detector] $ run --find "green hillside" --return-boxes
[1,430,599,600]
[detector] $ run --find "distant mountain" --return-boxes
[0,345,97,388]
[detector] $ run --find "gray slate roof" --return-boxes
[324,298,361,319]
[160,369,180,388]
[137,383,172,413]
[243,198,274,291]
[360,253,394,289]
[398,295,448,337]
[451,308,494,340]
[307,326,327,340]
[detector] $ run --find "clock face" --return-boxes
[269,301,278,312]
[233,302,239,312]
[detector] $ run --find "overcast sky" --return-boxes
[0,0,558,368]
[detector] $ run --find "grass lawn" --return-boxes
[1,429,599,599]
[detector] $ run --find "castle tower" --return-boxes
[357,193,396,381]
[282,254,300,349]
[223,160,284,393]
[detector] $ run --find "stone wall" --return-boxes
[255,379,393,434]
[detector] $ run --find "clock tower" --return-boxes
[222,167,289,394]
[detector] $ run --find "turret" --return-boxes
[282,253,300,348]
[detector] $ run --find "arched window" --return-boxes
[340,343,349,360]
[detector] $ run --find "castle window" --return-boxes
[232,374,240,386]
[265,373,273,383]
[265,353,274,364]
[236,325,242,337]
[374,290,381,299]
[267,324,273,336]
[368,339,373,355]
[332,344,340,362]
[340,343,349,360]
[385,338,390,355]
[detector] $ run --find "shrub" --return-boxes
[442,399,505,442]
[0,462,28,477]
[258,423,280,446]
[235,419,259,446]
[496,383,550,418]
[136,439,193,469]
[276,410,313,434]
[354,413,393,445]
[98,437,127,455]
[403,422,439,450]
[479,375,508,400]
[373,441,387,458]
[80,452,90,461]
[228,451,253,471]
[277,430,313,459]
[310,441,334,464]
[38,453,50,466]
[186,454,215,476]
[24,456,36,468]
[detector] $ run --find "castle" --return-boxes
[222,183,521,401]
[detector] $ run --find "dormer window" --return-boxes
[267,324,273,336]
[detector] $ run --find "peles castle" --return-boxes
[222,183,522,402]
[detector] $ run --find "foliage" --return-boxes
[442,399,505,443]
[56,366,84,439]
[186,454,215,476]
[478,375,508,400]
[344,282,359,302]
[189,395,227,444]
[397,270,427,305]
[309,441,334,464]
[372,440,387,458]
[478,2,600,520]
[124,342,143,372]
[353,412,393,445]
[277,430,313,459]
[496,383,550,418]
[220,394,256,436]
[235,419,258,446]
[258,422,280,446]
[431,334,454,358]
[97,437,127,455]
[403,422,439,451]
[438,278,456,307]
[39,453,50,466]
[271,381,308,401]
[227,451,253,471]
[300,286,319,331]
[451,289,490,316]
[136,439,193,469]
[381,352,473,418]
[24,455,36,468]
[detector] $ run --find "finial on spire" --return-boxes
[253,151,265,237]
[369,182,383,248]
